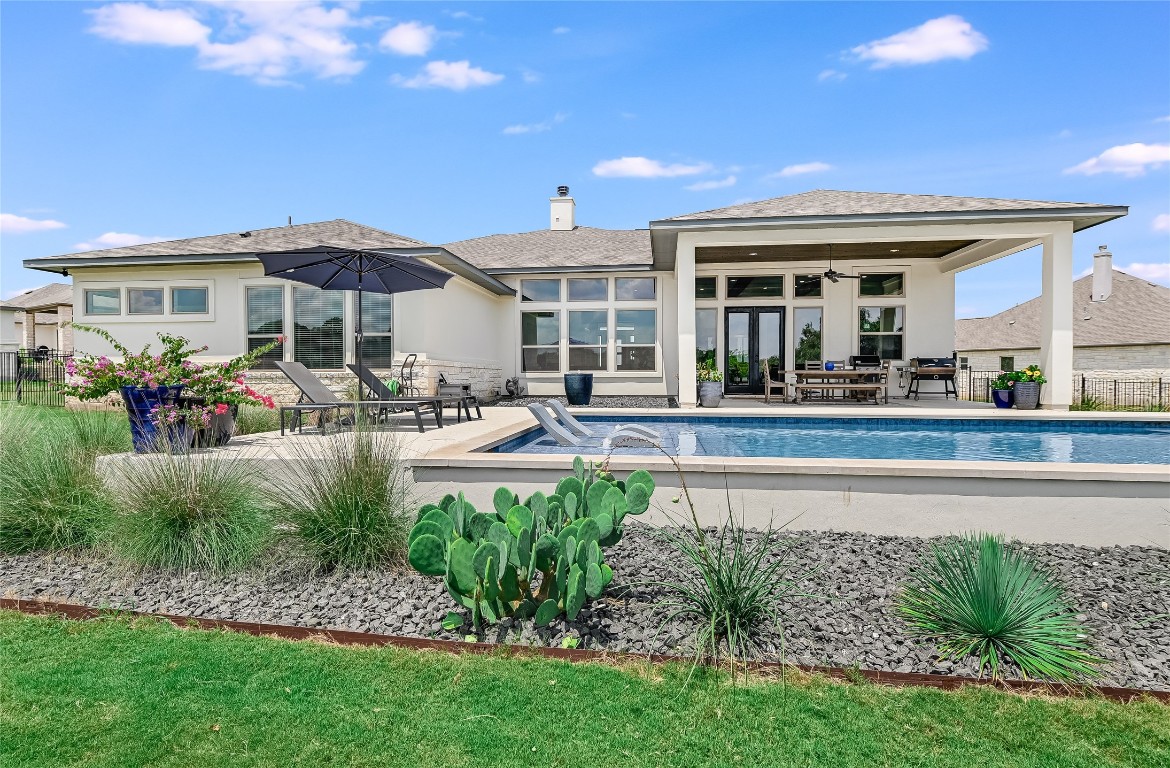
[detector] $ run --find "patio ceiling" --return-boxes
[695,239,979,264]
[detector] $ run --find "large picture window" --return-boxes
[85,289,120,315]
[246,286,284,369]
[522,311,560,372]
[793,307,822,368]
[568,310,607,371]
[294,287,344,369]
[360,293,393,368]
[696,308,717,369]
[859,306,904,360]
[615,309,656,371]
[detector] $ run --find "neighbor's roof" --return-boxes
[443,227,652,273]
[6,282,72,310]
[661,190,1125,224]
[955,270,1170,351]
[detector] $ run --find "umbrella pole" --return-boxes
[355,257,364,406]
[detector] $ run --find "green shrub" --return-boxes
[110,450,272,571]
[897,532,1101,682]
[234,404,281,436]
[62,409,132,457]
[0,408,116,554]
[275,428,415,570]
[406,456,653,630]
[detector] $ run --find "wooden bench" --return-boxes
[793,382,887,404]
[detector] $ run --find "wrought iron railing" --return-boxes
[0,349,71,407]
[958,369,1169,410]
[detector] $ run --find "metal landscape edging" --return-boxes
[2,597,1165,705]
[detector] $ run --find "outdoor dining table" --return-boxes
[781,369,878,404]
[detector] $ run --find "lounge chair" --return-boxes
[347,363,480,423]
[544,400,659,440]
[275,361,441,434]
[526,403,660,447]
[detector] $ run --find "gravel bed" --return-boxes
[3,526,1166,691]
[487,395,677,409]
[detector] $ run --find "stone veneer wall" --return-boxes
[244,356,504,405]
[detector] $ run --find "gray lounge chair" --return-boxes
[275,361,440,434]
[526,403,661,447]
[347,363,480,423]
[544,400,660,440]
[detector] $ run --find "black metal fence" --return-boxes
[958,369,1169,410]
[0,349,70,407]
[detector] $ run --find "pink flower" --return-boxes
[215,403,229,415]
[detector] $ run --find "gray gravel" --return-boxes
[488,395,677,409]
[2,526,1166,691]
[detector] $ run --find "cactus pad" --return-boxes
[407,533,447,576]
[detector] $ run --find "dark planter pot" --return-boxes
[120,384,190,453]
[1014,381,1042,410]
[563,373,594,406]
[991,389,1015,409]
[698,380,723,408]
[196,404,238,448]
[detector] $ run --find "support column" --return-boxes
[1039,223,1074,409]
[676,237,697,407]
[57,305,74,353]
[21,311,35,350]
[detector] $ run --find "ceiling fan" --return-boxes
[799,244,862,283]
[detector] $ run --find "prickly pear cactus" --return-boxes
[406,457,655,630]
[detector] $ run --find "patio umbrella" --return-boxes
[255,245,453,402]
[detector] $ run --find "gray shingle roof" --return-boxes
[29,219,429,263]
[6,283,72,309]
[955,270,1170,350]
[664,189,1122,222]
[442,227,651,272]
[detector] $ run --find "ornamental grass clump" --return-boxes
[109,449,272,572]
[276,428,415,571]
[897,532,1101,683]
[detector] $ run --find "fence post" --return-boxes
[1160,378,1164,410]
[14,353,21,403]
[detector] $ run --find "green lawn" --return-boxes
[1,612,1166,767]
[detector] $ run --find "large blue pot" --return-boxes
[120,384,190,453]
[563,373,594,406]
[991,388,1015,409]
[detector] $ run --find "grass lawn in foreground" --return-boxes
[1,611,1166,767]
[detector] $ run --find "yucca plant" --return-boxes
[274,427,415,570]
[897,532,1101,682]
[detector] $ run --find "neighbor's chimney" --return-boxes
[1092,245,1113,302]
[550,185,575,231]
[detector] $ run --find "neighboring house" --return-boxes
[23,188,1127,408]
[0,300,20,352]
[956,250,1170,378]
[6,283,74,353]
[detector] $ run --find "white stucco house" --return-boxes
[5,283,74,353]
[23,188,1127,408]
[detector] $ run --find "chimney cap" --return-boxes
[557,185,570,197]
[1095,245,1111,256]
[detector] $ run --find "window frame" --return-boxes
[244,284,286,370]
[725,274,784,300]
[357,292,394,369]
[614,276,656,301]
[126,287,165,316]
[857,272,906,298]
[521,309,562,373]
[613,308,657,372]
[999,356,1015,372]
[566,308,608,372]
[857,304,906,361]
[83,288,121,316]
[170,286,209,315]
[567,277,609,302]
[520,278,562,303]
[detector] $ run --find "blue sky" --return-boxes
[2,1,1167,318]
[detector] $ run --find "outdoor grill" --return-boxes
[906,357,958,399]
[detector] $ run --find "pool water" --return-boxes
[492,416,1170,465]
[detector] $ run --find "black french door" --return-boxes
[724,307,785,395]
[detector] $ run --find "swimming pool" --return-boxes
[491,416,1170,465]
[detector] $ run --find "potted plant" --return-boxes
[183,351,280,447]
[1013,365,1046,410]
[989,371,1017,409]
[563,371,594,406]
[697,362,723,407]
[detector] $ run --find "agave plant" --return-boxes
[897,533,1101,682]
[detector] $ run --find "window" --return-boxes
[568,310,607,371]
[695,276,717,299]
[858,306,904,360]
[696,309,717,369]
[615,309,655,371]
[793,307,822,368]
[522,311,560,372]
[246,286,284,369]
[568,278,607,302]
[794,275,822,298]
[999,356,1015,372]
[127,288,163,315]
[294,286,343,369]
[726,275,783,299]
[615,277,655,301]
[520,279,560,302]
[360,293,393,368]
[859,273,905,297]
[171,287,209,314]
[85,289,120,315]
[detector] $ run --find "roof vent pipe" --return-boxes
[550,185,575,231]
[557,185,569,197]
[1092,245,1113,302]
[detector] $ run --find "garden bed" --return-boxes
[3,525,1166,691]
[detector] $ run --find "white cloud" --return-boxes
[1118,262,1170,283]
[766,161,832,179]
[552,26,570,34]
[592,156,712,178]
[685,175,737,192]
[379,21,436,56]
[0,213,67,234]
[1155,115,1170,123]
[444,10,482,22]
[521,69,542,84]
[73,232,168,251]
[502,113,567,135]
[88,2,366,85]
[1154,214,1170,232]
[817,69,846,83]
[391,60,504,90]
[1064,143,1170,177]
[852,15,988,68]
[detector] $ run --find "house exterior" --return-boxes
[956,250,1170,378]
[0,300,19,352]
[5,283,74,352]
[24,188,1127,409]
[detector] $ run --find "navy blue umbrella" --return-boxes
[255,245,453,402]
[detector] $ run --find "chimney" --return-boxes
[1091,245,1113,302]
[550,185,575,231]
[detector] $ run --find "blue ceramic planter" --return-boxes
[120,384,190,453]
[991,388,1015,409]
[563,373,594,406]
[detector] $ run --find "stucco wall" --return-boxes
[0,308,18,351]
[960,345,1170,378]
